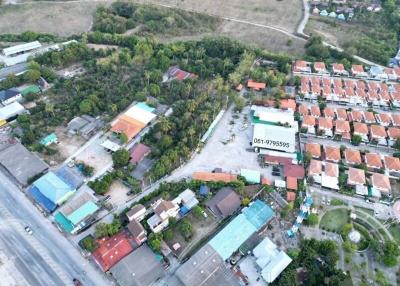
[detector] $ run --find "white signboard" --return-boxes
[252,124,296,153]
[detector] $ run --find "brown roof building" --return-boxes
[205,187,241,219]
[305,143,321,158]
[345,149,362,165]
[371,173,391,193]
[192,172,237,183]
[324,146,341,162]
[365,153,382,169]
[347,168,366,185]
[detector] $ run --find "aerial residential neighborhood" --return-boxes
[0,0,400,286]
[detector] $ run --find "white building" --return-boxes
[253,237,292,283]
[252,124,296,153]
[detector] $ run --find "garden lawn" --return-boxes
[319,208,349,233]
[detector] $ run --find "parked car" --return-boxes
[24,226,33,235]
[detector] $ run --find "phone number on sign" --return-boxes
[253,138,290,148]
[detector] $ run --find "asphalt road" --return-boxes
[0,171,110,286]
[0,63,28,81]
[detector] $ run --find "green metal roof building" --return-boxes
[21,85,41,96]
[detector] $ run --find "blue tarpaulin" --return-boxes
[29,186,57,212]
[199,185,209,196]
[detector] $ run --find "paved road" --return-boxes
[0,171,110,286]
[0,63,28,81]
[296,0,309,35]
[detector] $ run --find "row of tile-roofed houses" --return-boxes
[293,60,400,82]
[305,143,398,198]
[299,75,400,108]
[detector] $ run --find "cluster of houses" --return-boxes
[304,142,398,198]
[299,104,400,146]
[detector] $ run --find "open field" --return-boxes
[133,0,303,33]
[319,208,349,232]
[0,1,305,55]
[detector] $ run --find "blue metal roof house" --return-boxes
[29,172,76,212]
[208,200,274,260]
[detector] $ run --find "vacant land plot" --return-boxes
[133,0,302,33]
[319,208,349,232]
[0,1,110,36]
[54,127,86,161]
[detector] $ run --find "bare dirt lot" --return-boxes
[0,0,305,55]
[133,0,303,33]
[0,1,111,36]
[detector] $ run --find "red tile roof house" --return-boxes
[390,91,400,108]
[334,120,351,140]
[353,122,369,142]
[354,87,368,107]
[164,66,196,82]
[378,90,391,107]
[324,146,341,163]
[304,143,321,159]
[375,113,392,127]
[345,149,362,165]
[310,82,322,100]
[293,60,311,73]
[310,106,321,118]
[348,110,363,122]
[335,108,348,121]
[391,114,400,127]
[384,156,400,176]
[247,80,266,91]
[369,125,388,146]
[347,168,367,195]
[301,115,316,134]
[387,127,400,147]
[129,143,151,165]
[322,82,332,99]
[371,173,391,198]
[286,177,298,190]
[317,117,333,137]
[283,164,305,179]
[313,62,328,74]
[323,107,335,119]
[331,82,343,102]
[351,64,368,78]
[286,191,297,202]
[332,63,349,76]
[363,111,376,124]
[384,67,398,81]
[367,89,380,107]
[92,233,134,272]
[365,153,383,171]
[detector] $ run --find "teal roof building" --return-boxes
[240,168,261,184]
[40,133,57,146]
[33,171,75,205]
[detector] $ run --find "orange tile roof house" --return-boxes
[365,153,383,170]
[392,114,400,127]
[323,107,335,119]
[369,125,387,145]
[335,108,348,120]
[334,120,351,139]
[192,172,237,183]
[348,110,363,122]
[332,63,349,76]
[317,117,333,136]
[286,191,296,202]
[314,62,328,73]
[247,80,266,91]
[347,168,366,185]
[302,115,316,134]
[353,122,369,142]
[305,143,321,158]
[310,106,321,117]
[375,113,392,126]
[280,99,296,111]
[308,159,322,176]
[322,162,339,190]
[293,60,311,73]
[371,173,391,195]
[345,149,362,165]
[351,65,367,77]
[384,156,400,175]
[387,127,400,146]
[363,111,376,124]
[286,177,298,190]
[324,146,341,162]
[298,104,309,116]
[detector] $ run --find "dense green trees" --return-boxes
[112,149,130,168]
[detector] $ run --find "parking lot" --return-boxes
[168,106,275,181]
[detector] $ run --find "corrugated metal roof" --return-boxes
[3,41,41,56]
[0,102,25,120]
[67,201,99,225]
[33,172,75,204]
[240,168,261,184]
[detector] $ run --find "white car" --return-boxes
[327,199,331,206]
[24,226,33,235]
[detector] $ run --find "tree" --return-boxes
[242,197,251,206]
[81,236,97,253]
[305,36,330,59]
[394,137,400,150]
[382,241,400,267]
[94,222,110,238]
[118,133,128,144]
[234,95,246,112]
[24,69,41,83]
[178,219,193,239]
[79,99,92,114]
[351,134,362,146]
[303,151,312,166]
[305,213,319,226]
[192,205,204,219]
[148,233,162,252]
[112,149,130,168]
[342,240,356,254]
[163,229,174,240]
[81,163,94,177]
[341,223,353,237]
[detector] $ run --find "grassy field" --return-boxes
[319,208,349,232]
